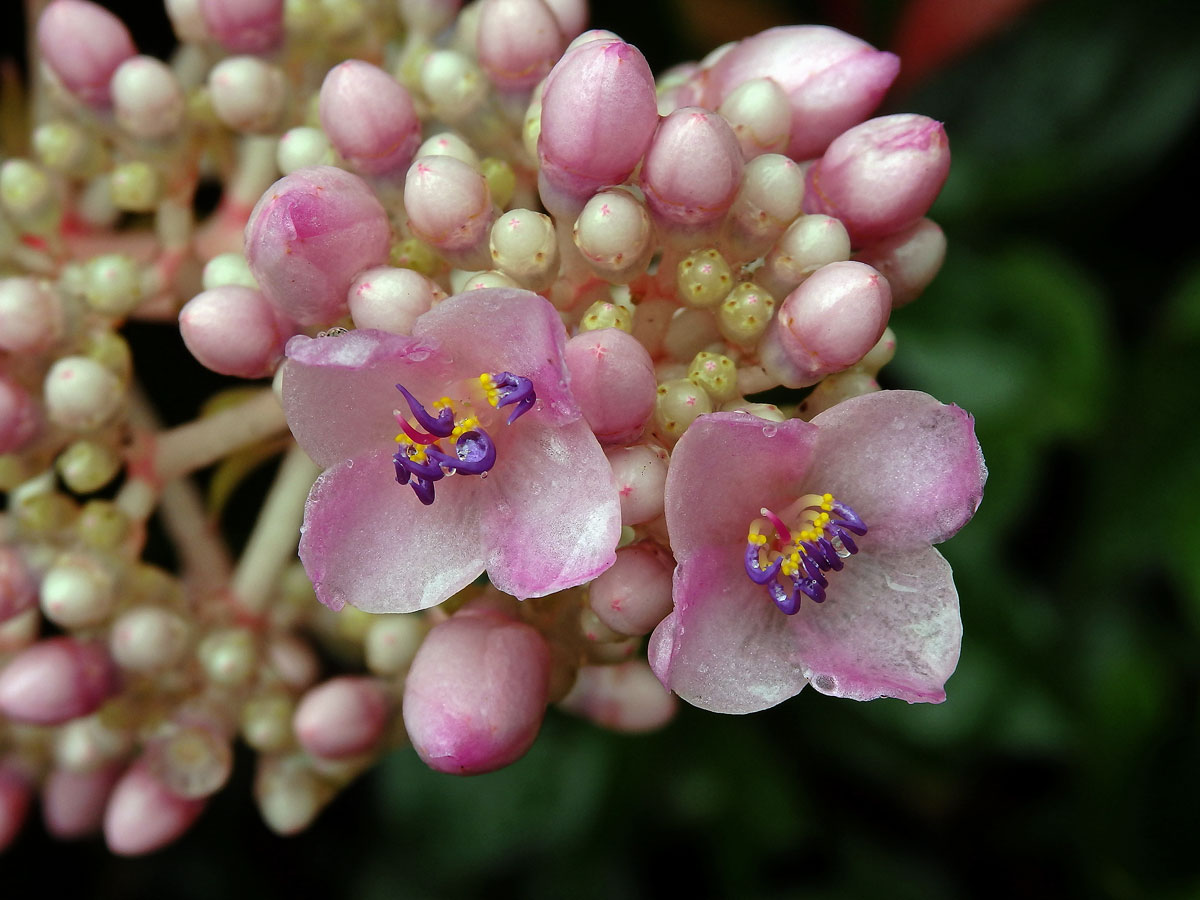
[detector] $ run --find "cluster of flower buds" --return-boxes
[0,0,984,856]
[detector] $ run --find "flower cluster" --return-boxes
[0,0,983,855]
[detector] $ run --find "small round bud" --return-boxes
[854,218,946,307]
[348,267,438,334]
[718,77,790,158]
[44,356,124,431]
[319,60,421,177]
[458,270,520,291]
[294,677,390,759]
[144,725,233,799]
[77,500,131,549]
[420,50,488,121]
[110,606,190,672]
[480,158,516,209]
[855,325,896,376]
[240,691,295,752]
[687,351,738,403]
[276,126,333,174]
[165,0,210,42]
[364,615,424,676]
[0,277,62,353]
[641,107,743,230]
[104,761,207,856]
[416,132,480,169]
[111,56,185,140]
[476,0,566,91]
[0,547,36,624]
[201,252,258,290]
[264,633,319,691]
[762,214,851,298]
[109,161,161,213]
[605,443,669,525]
[558,660,676,732]
[676,248,732,309]
[33,121,95,175]
[717,281,775,347]
[42,765,120,839]
[180,285,294,378]
[572,188,654,283]
[1,159,60,231]
[578,300,632,333]
[405,156,494,267]
[83,331,133,382]
[197,628,258,687]
[489,208,559,291]
[83,253,142,317]
[0,638,116,725]
[662,308,721,363]
[654,377,712,442]
[40,554,116,628]
[209,56,287,133]
[589,543,673,635]
[564,329,657,444]
[255,754,331,835]
[726,153,805,261]
[797,371,880,418]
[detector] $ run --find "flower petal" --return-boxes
[414,289,580,425]
[665,411,819,555]
[648,548,808,713]
[791,545,961,703]
[807,390,986,551]
[283,329,453,467]
[298,448,485,612]
[481,417,620,598]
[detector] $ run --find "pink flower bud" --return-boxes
[36,0,136,108]
[199,0,283,54]
[179,285,296,378]
[104,761,206,856]
[804,114,951,246]
[0,547,36,624]
[701,25,899,161]
[293,676,390,759]
[0,277,62,353]
[348,267,440,334]
[0,637,117,726]
[476,0,566,91]
[245,166,392,326]
[403,609,551,775]
[404,156,494,269]
[564,328,656,444]
[605,443,669,525]
[640,107,744,230]
[760,260,891,388]
[44,356,123,431]
[543,0,587,40]
[588,542,673,635]
[111,56,185,140]
[854,218,946,307]
[0,376,38,454]
[0,765,32,851]
[319,61,421,177]
[42,764,121,839]
[537,38,659,201]
[558,660,676,732]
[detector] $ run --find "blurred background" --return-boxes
[3,0,1199,896]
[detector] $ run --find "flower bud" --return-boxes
[111,56,185,140]
[42,764,120,839]
[718,77,791,159]
[319,61,421,177]
[348,267,439,334]
[364,614,424,675]
[293,677,390,759]
[104,761,206,856]
[489,208,559,292]
[0,547,36,624]
[717,281,775,347]
[277,126,333,174]
[0,766,32,852]
[572,188,655,283]
[0,638,116,725]
[37,0,136,108]
[588,543,673,635]
[416,132,481,170]
[165,0,210,43]
[0,277,63,353]
[208,56,287,134]
[201,252,258,290]
[83,253,141,317]
[397,0,462,34]
[199,0,284,54]
[0,377,38,454]
[854,218,946,307]
[558,660,676,732]
[663,308,720,363]
[245,166,392,326]
[44,356,124,431]
[761,213,851,298]
[476,0,566,91]
[797,370,880,418]
[421,50,489,121]
[760,260,891,388]
[110,606,191,672]
[654,377,712,442]
[180,285,295,378]
[605,443,668,525]
[701,25,899,160]
[198,627,258,687]
[641,108,743,231]
[40,553,116,628]
[404,156,494,269]
[804,114,950,246]
[725,153,805,261]
[403,609,551,774]
[254,754,332,835]
[564,329,656,444]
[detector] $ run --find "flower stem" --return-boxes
[153,389,288,482]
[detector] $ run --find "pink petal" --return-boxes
[649,549,808,714]
[789,546,961,703]
[481,417,620,598]
[299,448,485,612]
[413,289,580,425]
[283,329,453,467]
[664,412,819,556]
[806,390,986,551]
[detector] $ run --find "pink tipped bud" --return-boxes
[605,443,669,525]
[245,166,392,327]
[0,277,63,354]
[0,765,32,852]
[760,260,891,388]
[348,267,440,334]
[718,77,791,159]
[42,764,121,839]
[543,0,586,39]
[804,114,951,246]
[403,609,551,775]
[572,188,655,283]
[564,328,657,444]
[588,542,673,635]
[404,156,494,269]
[703,25,899,161]
[0,376,38,454]
[293,676,390,759]
[208,56,287,133]
[725,154,806,262]
[537,38,659,201]
[103,761,206,856]
[111,56,185,140]
[180,285,296,378]
[0,637,116,726]
[558,660,676,732]
[640,107,744,230]
[37,0,136,108]
[854,218,947,307]
[476,0,566,91]
[199,0,283,54]
[319,61,421,177]
[0,547,36,624]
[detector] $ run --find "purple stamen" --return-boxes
[830,501,868,535]
[744,541,782,584]
[488,372,536,425]
[395,384,455,437]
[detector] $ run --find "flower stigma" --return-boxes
[743,493,868,614]
[392,372,536,505]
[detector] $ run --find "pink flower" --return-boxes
[283,288,621,613]
[649,391,986,713]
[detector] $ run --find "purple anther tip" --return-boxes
[489,372,537,425]
[830,501,868,535]
[396,383,455,437]
[744,541,782,584]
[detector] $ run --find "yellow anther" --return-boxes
[433,397,454,410]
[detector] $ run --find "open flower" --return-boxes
[283,288,621,613]
[648,391,986,712]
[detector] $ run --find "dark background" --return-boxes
[3,0,1199,897]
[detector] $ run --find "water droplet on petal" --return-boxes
[762,424,777,438]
